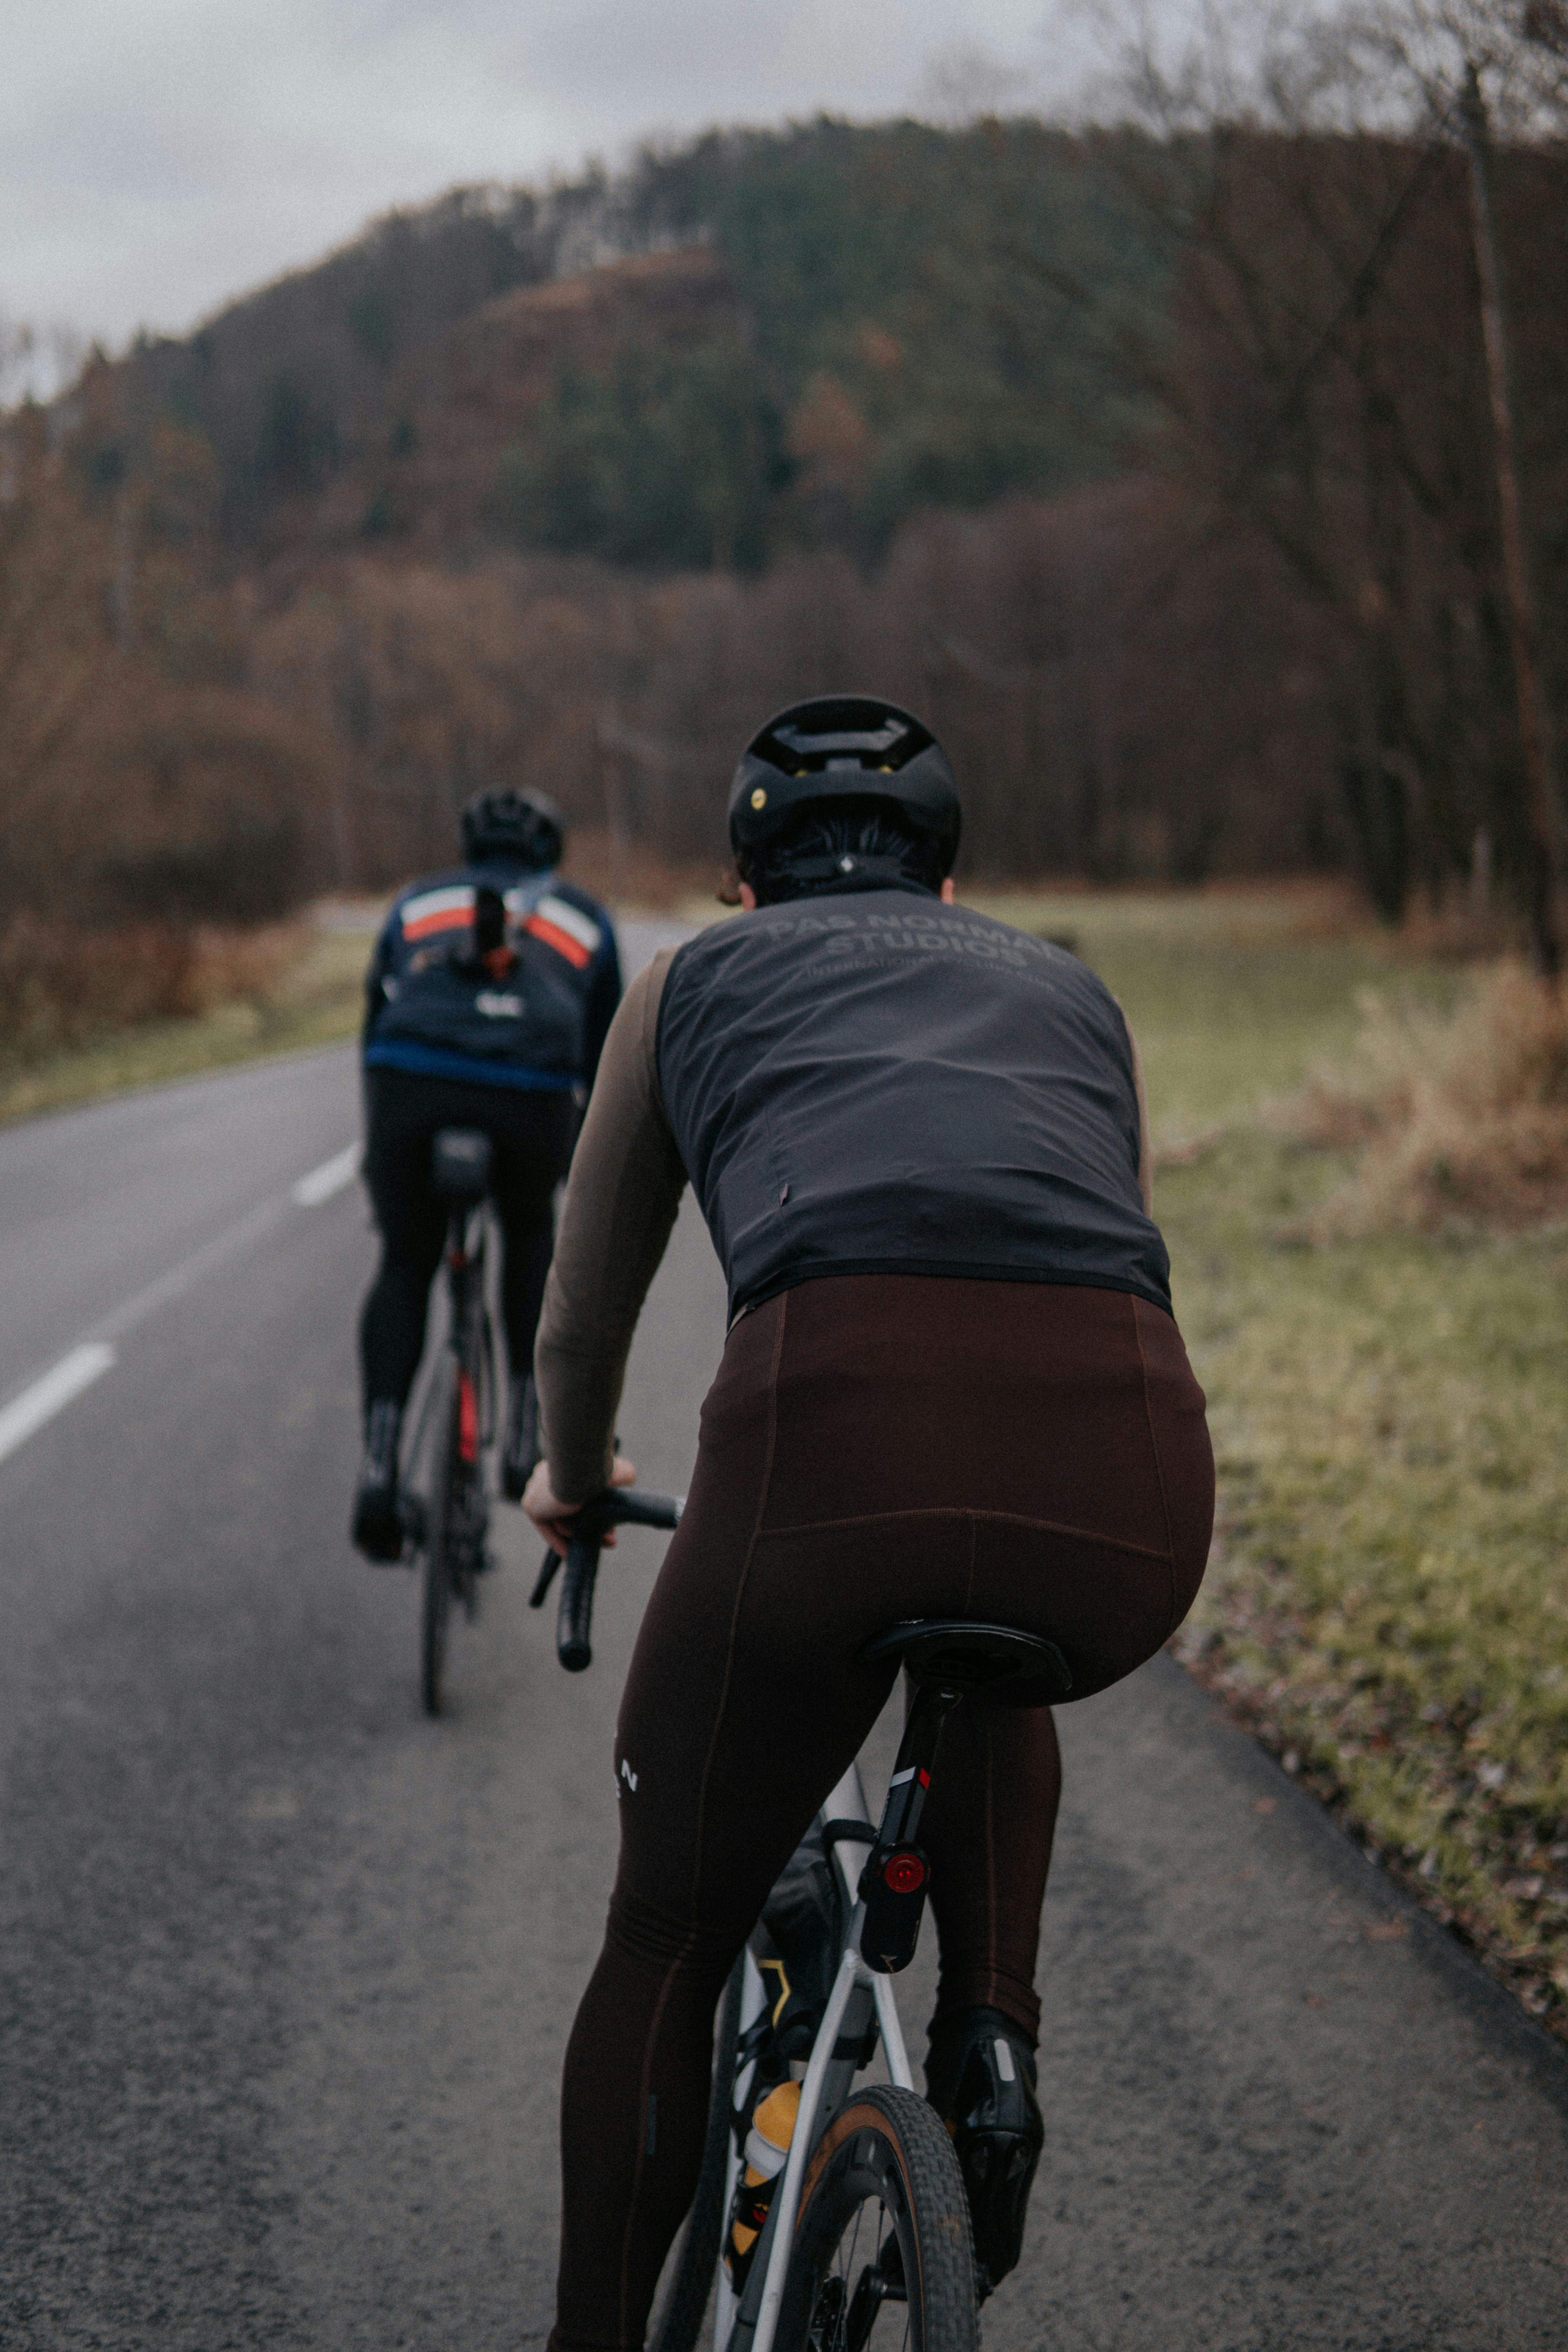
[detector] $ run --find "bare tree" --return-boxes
[1072,0,1568,940]
[1280,0,1567,964]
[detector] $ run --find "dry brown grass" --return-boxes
[1288,961,1568,1234]
[0,915,309,1064]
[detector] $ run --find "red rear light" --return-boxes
[459,1374,480,1464]
[884,1850,926,1895]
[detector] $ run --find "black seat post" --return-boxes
[875,1678,964,1850]
[856,1682,958,1976]
[856,1618,1073,1975]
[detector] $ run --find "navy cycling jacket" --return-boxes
[363,862,620,1093]
[655,888,1171,1319]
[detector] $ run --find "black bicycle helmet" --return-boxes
[461,788,565,871]
[729,697,961,875]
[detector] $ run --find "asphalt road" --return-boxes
[2,919,1565,2350]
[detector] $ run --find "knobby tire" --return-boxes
[648,1952,747,2352]
[777,2084,977,2352]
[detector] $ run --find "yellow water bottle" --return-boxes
[724,2080,801,2290]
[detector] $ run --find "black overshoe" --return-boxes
[502,1374,540,1502]
[924,2005,1044,2299]
[352,1399,405,1563]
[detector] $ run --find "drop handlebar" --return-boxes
[528,1486,684,1671]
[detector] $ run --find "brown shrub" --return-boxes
[1289,964,1568,1234]
[0,913,307,1063]
[183,922,309,1007]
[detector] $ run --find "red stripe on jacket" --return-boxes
[402,907,471,941]
[524,913,593,969]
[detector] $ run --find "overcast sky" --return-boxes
[2,0,1126,373]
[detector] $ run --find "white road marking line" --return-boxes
[1,1131,361,1476]
[0,1344,116,1467]
[292,1143,361,1207]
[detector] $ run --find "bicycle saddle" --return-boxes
[862,1619,1073,1704]
[432,1127,492,1203]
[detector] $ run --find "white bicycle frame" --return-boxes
[713,1758,914,2352]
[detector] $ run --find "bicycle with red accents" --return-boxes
[540,1491,1073,2351]
[401,1127,501,1716]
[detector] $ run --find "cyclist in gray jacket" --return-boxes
[525,700,1213,2343]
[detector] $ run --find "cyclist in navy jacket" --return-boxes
[351,788,619,1561]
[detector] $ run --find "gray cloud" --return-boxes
[4,0,1062,357]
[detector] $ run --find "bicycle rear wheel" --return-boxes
[777,2085,977,2352]
[649,1952,746,2352]
[421,1356,458,1718]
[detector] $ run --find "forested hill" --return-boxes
[15,109,1564,931]
[118,118,1169,564]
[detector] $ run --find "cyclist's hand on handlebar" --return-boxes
[523,1454,637,1557]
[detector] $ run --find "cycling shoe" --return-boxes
[502,1374,540,1502]
[352,1400,405,1563]
[924,2005,1043,2298]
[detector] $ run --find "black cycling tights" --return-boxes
[551,1274,1214,2350]
[358,1066,575,1410]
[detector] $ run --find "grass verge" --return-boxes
[0,923,372,1128]
[967,885,1567,2038]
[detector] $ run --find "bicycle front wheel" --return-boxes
[421,1355,458,1718]
[777,2085,977,2352]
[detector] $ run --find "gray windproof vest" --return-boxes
[655,890,1172,1322]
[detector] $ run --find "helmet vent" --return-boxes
[774,716,911,766]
